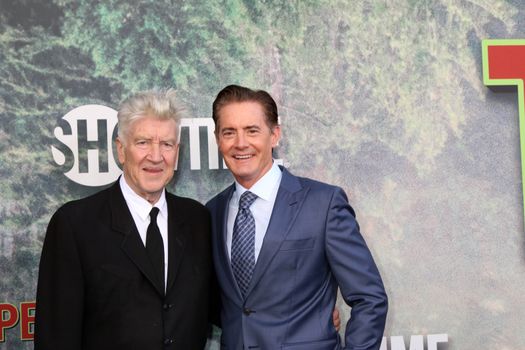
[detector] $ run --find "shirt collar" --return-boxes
[119,176,167,221]
[234,162,282,202]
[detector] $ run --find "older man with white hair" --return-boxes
[35,89,213,350]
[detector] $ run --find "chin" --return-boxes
[231,168,252,178]
[142,181,166,191]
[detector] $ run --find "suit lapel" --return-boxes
[110,182,165,297]
[215,185,243,298]
[165,195,188,293]
[246,168,307,297]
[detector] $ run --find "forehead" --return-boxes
[218,101,268,128]
[128,116,178,138]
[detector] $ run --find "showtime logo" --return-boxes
[380,334,448,350]
[51,105,228,187]
[51,105,121,186]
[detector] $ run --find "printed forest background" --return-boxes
[1,0,525,349]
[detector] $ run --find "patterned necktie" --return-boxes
[231,191,258,298]
[146,207,165,292]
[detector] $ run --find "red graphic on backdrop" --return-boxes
[483,39,525,226]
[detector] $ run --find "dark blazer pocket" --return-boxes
[279,237,315,251]
[281,337,339,349]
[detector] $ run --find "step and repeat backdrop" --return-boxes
[1,1,525,349]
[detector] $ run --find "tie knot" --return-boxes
[149,207,160,221]
[239,191,258,210]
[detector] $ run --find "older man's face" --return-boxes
[116,116,179,203]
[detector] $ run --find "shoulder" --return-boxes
[165,193,211,240]
[205,184,234,209]
[283,169,355,215]
[166,191,209,216]
[299,176,339,192]
[284,168,343,196]
[45,185,115,239]
[299,176,348,204]
[54,185,113,217]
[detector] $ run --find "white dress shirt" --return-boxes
[227,162,282,262]
[119,176,168,288]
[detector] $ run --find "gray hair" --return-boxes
[117,88,185,142]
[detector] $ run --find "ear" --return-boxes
[173,143,180,170]
[271,125,281,147]
[116,137,126,165]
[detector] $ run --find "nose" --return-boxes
[234,133,248,148]
[148,142,163,162]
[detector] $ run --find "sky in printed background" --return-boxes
[1,1,525,348]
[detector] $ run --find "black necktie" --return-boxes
[146,207,164,291]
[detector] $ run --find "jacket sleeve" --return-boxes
[35,206,84,350]
[324,187,388,350]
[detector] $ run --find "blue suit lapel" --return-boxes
[246,168,307,297]
[215,184,244,298]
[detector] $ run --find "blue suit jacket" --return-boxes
[206,168,387,350]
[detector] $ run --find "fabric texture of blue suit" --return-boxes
[206,167,388,350]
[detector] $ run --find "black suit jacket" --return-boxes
[35,182,213,350]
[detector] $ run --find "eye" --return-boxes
[222,130,234,138]
[135,140,149,148]
[161,141,175,150]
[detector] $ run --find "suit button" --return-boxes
[164,338,174,345]
[243,308,253,315]
[163,303,172,310]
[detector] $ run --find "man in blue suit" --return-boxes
[206,85,388,349]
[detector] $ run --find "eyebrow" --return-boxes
[133,136,177,142]
[220,124,260,131]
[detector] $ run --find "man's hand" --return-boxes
[333,308,341,331]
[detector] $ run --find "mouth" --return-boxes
[233,154,254,160]
[143,167,164,174]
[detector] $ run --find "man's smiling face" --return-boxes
[215,101,280,189]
